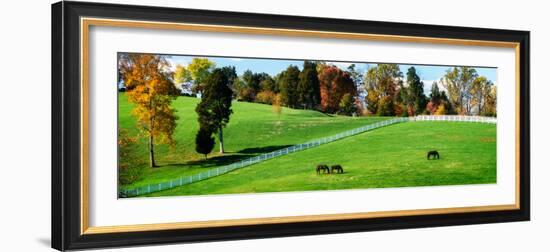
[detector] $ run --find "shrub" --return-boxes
[255,90,276,104]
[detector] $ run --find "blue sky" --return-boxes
[166,55,497,95]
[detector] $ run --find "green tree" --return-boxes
[339,93,357,116]
[195,68,234,153]
[260,76,276,92]
[221,66,238,87]
[241,70,271,101]
[404,67,428,115]
[187,58,216,92]
[119,53,179,168]
[278,65,301,108]
[195,128,215,159]
[297,61,320,109]
[174,64,192,84]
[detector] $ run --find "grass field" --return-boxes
[119,93,388,189]
[146,121,496,196]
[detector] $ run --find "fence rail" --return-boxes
[119,115,496,197]
[412,115,497,124]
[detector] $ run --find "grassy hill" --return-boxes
[146,121,496,197]
[118,93,387,189]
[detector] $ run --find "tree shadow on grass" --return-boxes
[161,145,293,169]
[164,154,255,169]
[237,145,293,154]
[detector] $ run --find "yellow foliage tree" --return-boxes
[272,93,282,115]
[119,54,179,168]
[435,103,447,115]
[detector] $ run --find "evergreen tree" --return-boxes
[195,128,215,159]
[196,68,233,153]
[405,67,428,115]
[297,61,321,109]
[278,65,301,108]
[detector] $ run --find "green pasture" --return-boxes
[118,93,387,189]
[146,121,496,196]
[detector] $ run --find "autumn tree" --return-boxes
[318,65,357,114]
[119,53,179,168]
[278,65,301,108]
[469,76,497,116]
[187,58,216,92]
[195,128,215,159]
[195,68,234,154]
[441,66,478,115]
[482,85,497,117]
[426,82,452,115]
[297,61,321,109]
[232,77,253,101]
[364,64,403,115]
[272,93,282,116]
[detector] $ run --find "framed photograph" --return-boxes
[52,1,530,250]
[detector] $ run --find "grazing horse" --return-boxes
[331,165,344,174]
[427,150,440,160]
[316,164,330,174]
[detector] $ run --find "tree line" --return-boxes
[176,59,361,116]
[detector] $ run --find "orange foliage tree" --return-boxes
[318,65,357,113]
[119,53,179,168]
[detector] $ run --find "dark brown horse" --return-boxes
[427,150,440,160]
[331,165,344,174]
[316,164,330,174]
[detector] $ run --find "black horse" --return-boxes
[331,165,344,174]
[316,164,330,174]
[427,150,440,160]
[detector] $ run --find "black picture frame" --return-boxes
[52,1,530,251]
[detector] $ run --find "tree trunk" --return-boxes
[219,128,225,154]
[149,133,157,168]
